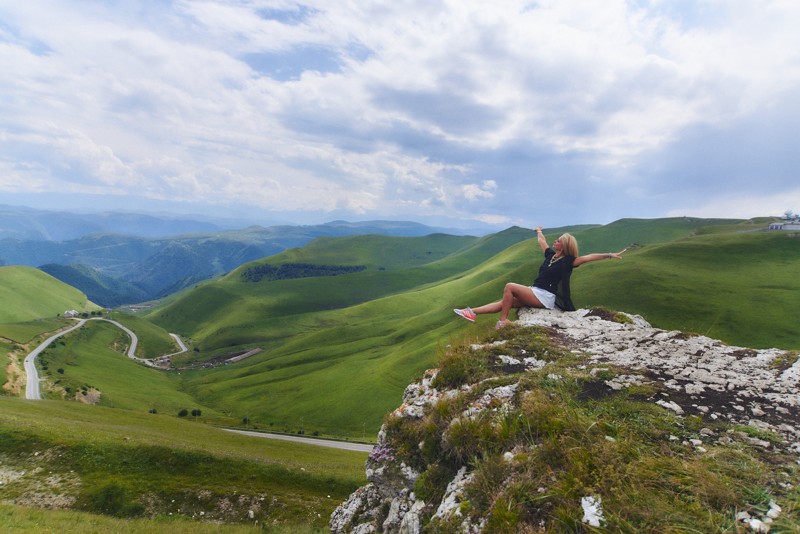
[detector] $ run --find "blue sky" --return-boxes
[1,0,798,230]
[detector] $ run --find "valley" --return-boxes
[1,215,798,531]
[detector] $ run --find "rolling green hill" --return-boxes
[570,229,800,348]
[137,218,796,438]
[1,216,796,531]
[0,266,100,323]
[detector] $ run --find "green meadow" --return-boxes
[572,228,800,348]
[0,397,366,530]
[105,312,180,359]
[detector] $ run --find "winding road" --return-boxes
[24,317,173,400]
[22,320,372,452]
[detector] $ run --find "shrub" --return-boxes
[414,463,457,504]
[178,409,189,417]
[80,482,144,518]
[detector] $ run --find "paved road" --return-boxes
[224,428,374,452]
[24,318,185,400]
[24,320,88,400]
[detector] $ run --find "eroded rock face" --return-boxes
[331,308,799,533]
[517,308,799,436]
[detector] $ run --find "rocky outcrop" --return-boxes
[331,308,799,533]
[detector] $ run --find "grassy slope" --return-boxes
[0,397,366,531]
[146,230,532,436]
[571,230,800,348]
[0,317,70,344]
[0,266,100,323]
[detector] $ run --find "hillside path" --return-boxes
[24,318,185,400]
[223,428,374,453]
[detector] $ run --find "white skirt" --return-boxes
[531,286,556,310]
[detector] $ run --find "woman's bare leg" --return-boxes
[499,283,543,321]
[471,283,543,319]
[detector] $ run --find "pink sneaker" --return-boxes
[453,307,476,322]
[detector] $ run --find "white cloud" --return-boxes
[666,189,800,220]
[0,0,798,227]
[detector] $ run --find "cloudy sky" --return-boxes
[1,0,798,230]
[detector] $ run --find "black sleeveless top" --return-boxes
[533,248,576,311]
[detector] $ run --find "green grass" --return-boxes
[0,397,366,530]
[7,219,795,443]
[0,317,72,344]
[129,220,799,438]
[0,266,100,323]
[0,504,267,533]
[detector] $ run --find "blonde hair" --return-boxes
[559,233,579,257]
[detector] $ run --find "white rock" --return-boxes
[433,467,473,521]
[581,496,604,527]
[656,400,684,415]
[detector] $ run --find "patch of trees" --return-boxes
[241,262,367,283]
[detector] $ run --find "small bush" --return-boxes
[433,345,489,389]
[415,463,458,504]
[81,482,144,518]
[178,409,189,417]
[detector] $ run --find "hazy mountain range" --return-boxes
[0,205,468,306]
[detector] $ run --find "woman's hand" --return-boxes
[608,247,628,259]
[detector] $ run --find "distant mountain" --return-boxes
[38,264,148,308]
[1,214,462,306]
[0,204,237,241]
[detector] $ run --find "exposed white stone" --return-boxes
[581,496,604,527]
[656,400,684,415]
[433,467,473,521]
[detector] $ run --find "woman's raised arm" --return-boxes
[535,226,549,253]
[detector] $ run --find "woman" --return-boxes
[454,226,627,328]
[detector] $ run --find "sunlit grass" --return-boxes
[0,397,366,530]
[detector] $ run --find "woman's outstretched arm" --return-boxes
[573,247,628,267]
